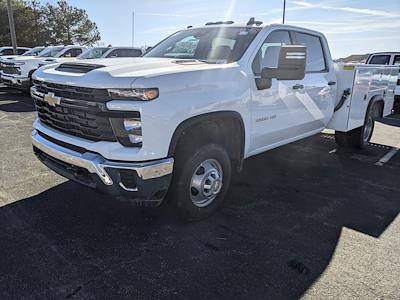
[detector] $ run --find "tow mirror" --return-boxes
[261,45,307,81]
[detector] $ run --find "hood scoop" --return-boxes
[55,63,105,74]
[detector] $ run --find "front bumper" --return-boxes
[32,129,174,206]
[1,74,30,89]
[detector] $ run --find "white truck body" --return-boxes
[29,22,399,219]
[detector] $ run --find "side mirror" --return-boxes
[261,45,307,81]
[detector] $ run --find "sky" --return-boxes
[41,0,400,58]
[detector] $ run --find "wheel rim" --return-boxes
[190,159,223,208]
[363,115,373,143]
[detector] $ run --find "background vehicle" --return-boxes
[30,21,399,221]
[366,52,400,115]
[38,46,144,66]
[0,46,31,56]
[0,45,86,91]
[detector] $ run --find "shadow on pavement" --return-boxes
[0,134,398,299]
[0,90,35,113]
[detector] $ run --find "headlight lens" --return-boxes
[108,88,159,101]
[13,62,25,66]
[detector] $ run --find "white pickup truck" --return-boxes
[1,45,87,91]
[30,21,399,220]
[366,52,400,115]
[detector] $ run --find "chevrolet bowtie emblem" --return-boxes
[44,92,61,107]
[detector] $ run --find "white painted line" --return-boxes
[375,147,399,166]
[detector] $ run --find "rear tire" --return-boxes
[335,101,377,149]
[169,143,232,222]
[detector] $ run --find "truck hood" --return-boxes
[33,57,235,88]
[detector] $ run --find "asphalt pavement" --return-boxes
[0,88,399,299]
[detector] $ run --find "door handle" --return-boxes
[328,81,336,86]
[292,84,304,90]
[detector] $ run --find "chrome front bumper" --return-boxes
[32,130,174,202]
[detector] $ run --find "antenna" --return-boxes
[132,11,135,47]
[282,0,286,24]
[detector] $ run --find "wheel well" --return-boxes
[168,112,245,172]
[28,69,36,80]
[369,96,384,119]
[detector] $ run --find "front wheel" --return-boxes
[335,102,377,149]
[169,143,232,221]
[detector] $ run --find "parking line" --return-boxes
[375,147,400,166]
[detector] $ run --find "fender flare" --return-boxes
[168,111,246,170]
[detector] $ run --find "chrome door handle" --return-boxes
[328,81,336,86]
[292,84,304,90]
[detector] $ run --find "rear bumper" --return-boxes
[32,129,174,206]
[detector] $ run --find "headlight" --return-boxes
[13,62,25,66]
[108,88,159,101]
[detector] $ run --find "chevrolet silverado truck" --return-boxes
[1,45,86,91]
[38,46,145,67]
[30,21,399,220]
[0,47,45,81]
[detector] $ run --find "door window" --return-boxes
[393,55,400,65]
[252,30,292,76]
[61,48,83,57]
[0,49,14,55]
[17,48,27,55]
[368,55,391,65]
[294,32,326,72]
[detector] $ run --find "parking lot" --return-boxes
[0,88,399,299]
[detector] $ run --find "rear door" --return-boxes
[292,31,336,127]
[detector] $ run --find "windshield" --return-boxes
[39,46,64,57]
[79,47,109,59]
[144,27,261,63]
[22,47,45,56]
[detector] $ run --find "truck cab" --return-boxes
[30,21,398,220]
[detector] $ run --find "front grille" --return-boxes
[33,82,117,142]
[33,80,110,101]
[3,68,19,75]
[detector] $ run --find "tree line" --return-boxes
[0,0,101,47]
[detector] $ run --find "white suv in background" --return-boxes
[0,45,87,91]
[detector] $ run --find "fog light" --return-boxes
[123,119,141,132]
[128,134,143,144]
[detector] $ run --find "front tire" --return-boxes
[169,143,232,221]
[335,102,377,149]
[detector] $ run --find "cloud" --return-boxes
[291,1,400,17]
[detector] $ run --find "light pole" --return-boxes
[132,11,135,47]
[282,0,286,24]
[6,0,18,54]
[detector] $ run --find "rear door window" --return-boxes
[393,55,400,65]
[368,55,391,65]
[294,32,326,72]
